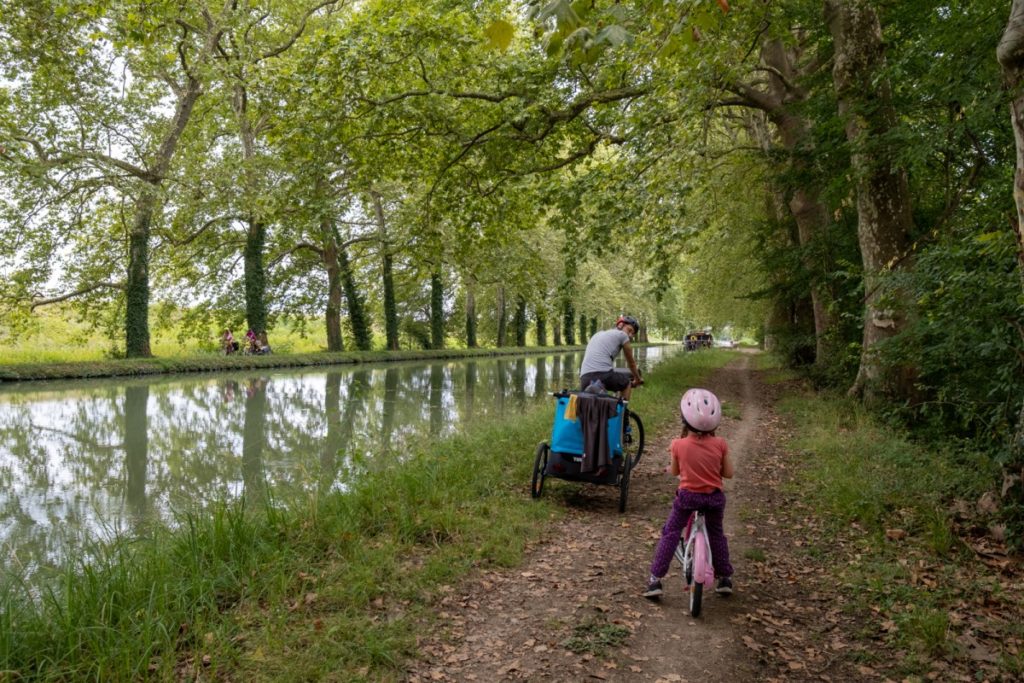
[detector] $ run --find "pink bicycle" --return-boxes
[673,511,716,617]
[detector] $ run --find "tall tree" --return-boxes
[826,0,916,402]
[514,295,528,346]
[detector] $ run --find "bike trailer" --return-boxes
[544,391,623,480]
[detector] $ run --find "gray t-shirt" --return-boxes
[579,328,629,376]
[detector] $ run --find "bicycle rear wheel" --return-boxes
[690,524,709,617]
[689,581,703,617]
[622,410,645,468]
[531,442,548,498]
[617,446,632,513]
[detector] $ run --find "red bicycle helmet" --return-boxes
[616,315,640,337]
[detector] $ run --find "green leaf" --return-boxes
[483,19,515,51]
[594,25,632,47]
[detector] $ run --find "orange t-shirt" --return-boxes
[671,434,729,493]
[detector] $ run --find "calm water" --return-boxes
[0,346,679,577]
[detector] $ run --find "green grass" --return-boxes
[0,345,595,382]
[0,349,734,681]
[769,361,1008,676]
[743,548,766,562]
[561,616,631,655]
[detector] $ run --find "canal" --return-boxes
[0,345,681,579]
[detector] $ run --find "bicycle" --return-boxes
[673,511,715,617]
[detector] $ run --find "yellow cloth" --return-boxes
[564,394,578,421]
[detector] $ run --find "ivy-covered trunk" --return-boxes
[553,319,562,346]
[827,0,916,403]
[465,286,477,348]
[514,295,527,346]
[123,43,206,358]
[322,222,345,352]
[371,191,399,350]
[339,246,371,351]
[562,301,575,345]
[430,270,444,349]
[578,314,587,346]
[125,189,155,358]
[589,317,597,338]
[535,304,547,347]
[244,219,268,335]
[496,286,507,347]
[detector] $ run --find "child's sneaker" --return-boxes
[642,580,664,599]
[715,577,733,595]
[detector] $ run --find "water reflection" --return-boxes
[124,385,149,520]
[0,346,680,577]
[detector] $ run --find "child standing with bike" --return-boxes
[643,388,734,599]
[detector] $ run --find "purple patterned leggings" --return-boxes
[649,489,733,579]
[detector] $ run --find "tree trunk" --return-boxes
[323,226,345,353]
[578,313,587,346]
[339,245,371,351]
[465,285,478,348]
[826,0,916,402]
[496,286,507,346]
[553,318,562,346]
[535,304,547,347]
[589,316,597,338]
[514,295,528,346]
[124,45,206,357]
[430,270,444,349]
[997,0,1024,501]
[244,219,268,334]
[998,0,1024,276]
[235,82,268,338]
[756,41,838,367]
[125,189,155,358]
[562,301,575,345]
[371,191,400,350]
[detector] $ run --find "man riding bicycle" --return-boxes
[579,315,643,401]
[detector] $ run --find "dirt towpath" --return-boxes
[406,353,854,683]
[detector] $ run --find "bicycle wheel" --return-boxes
[690,526,709,617]
[531,442,549,499]
[617,445,633,513]
[622,410,645,468]
[689,581,703,617]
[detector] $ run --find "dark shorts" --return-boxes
[579,369,632,392]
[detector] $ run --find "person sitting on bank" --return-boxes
[257,330,272,355]
[245,329,260,354]
[222,329,240,355]
[578,315,643,401]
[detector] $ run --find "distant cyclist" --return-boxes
[578,315,643,400]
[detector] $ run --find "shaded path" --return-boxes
[405,353,800,682]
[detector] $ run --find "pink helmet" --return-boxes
[680,388,722,433]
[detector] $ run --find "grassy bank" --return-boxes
[0,345,603,383]
[772,366,1023,678]
[0,350,737,681]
